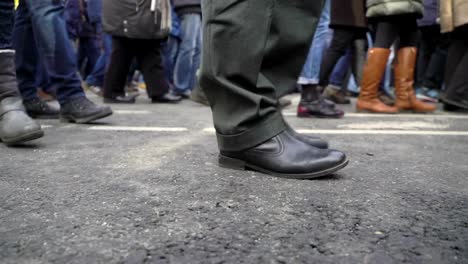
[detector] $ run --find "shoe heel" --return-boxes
[218,154,246,170]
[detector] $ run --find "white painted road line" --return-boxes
[296,129,468,136]
[204,127,468,136]
[282,112,468,119]
[114,110,152,114]
[88,126,188,132]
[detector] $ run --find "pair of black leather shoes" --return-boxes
[219,126,348,179]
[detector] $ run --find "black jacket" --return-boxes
[173,0,201,15]
[102,0,172,39]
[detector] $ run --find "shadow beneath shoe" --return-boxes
[308,173,346,181]
[6,142,45,149]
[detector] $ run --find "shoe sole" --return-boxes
[27,113,60,119]
[297,112,345,119]
[60,109,113,124]
[1,130,44,145]
[103,99,136,104]
[218,154,349,179]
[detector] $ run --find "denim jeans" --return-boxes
[163,36,180,85]
[329,50,359,93]
[0,1,14,50]
[298,0,330,85]
[173,13,202,92]
[85,34,112,87]
[13,0,84,104]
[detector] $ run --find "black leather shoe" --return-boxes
[23,98,60,119]
[297,98,344,118]
[151,93,182,104]
[285,124,328,149]
[0,97,44,145]
[103,94,138,104]
[219,130,348,179]
[60,97,113,124]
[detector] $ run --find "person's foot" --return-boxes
[279,97,292,108]
[151,92,182,104]
[297,98,345,118]
[175,89,192,99]
[103,94,138,104]
[0,97,44,145]
[416,87,439,103]
[37,88,56,101]
[23,98,60,119]
[82,82,104,97]
[322,85,351,104]
[219,130,348,179]
[60,97,113,124]
[190,86,210,106]
[285,123,328,149]
[378,91,395,106]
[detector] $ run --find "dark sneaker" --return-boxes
[297,98,344,118]
[23,98,60,119]
[60,97,113,124]
[151,93,182,104]
[103,94,138,104]
[323,85,351,104]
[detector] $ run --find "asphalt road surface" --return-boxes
[1,94,467,264]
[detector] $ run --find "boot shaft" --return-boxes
[0,51,20,100]
[359,48,391,100]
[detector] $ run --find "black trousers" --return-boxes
[443,25,468,106]
[372,15,419,49]
[416,25,448,90]
[318,27,367,87]
[103,36,169,99]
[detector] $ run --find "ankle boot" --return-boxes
[0,52,43,144]
[357,48,398,113]
[394,47,437,113]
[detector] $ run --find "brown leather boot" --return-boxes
[394,47,437,113]
[357,48,398,113]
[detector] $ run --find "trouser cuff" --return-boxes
[216,111,286,152]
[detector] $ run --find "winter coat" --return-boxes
[366,0,424,18]
[440,0,468,33]
[173,0,201,15]
[102,0,172,39]
[330,0,367,28]
[418,0,439,26]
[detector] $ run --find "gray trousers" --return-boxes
[199,0,324,151]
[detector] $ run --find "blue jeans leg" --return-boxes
[22,0,85,104]
[86,34,112,87]
[77,36,101,79]
[298,0,330,85]
[173,13,202,92]
[329,50,351,87]
[163,36,180,85]
[13,3,40,101]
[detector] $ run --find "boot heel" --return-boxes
[218,154,246,170]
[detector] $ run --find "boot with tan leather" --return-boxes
[357,48,398,113]
[394,47,437,113]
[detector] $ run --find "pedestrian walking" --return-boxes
[440,0,468,111]
[199,0,348,178]
[319,0,367,105]
[0,0,43,145]
[13,0,113,123]
[102,0,181,104]
[357,0,437,113]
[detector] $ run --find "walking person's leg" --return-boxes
[319,28,354,104]
[23,0,112,123]
[173,13,202,97]
[135,39,181,104]
[0,0,43,144]
[199,0,348,178]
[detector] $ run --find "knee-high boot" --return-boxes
[357,48,398,113]
[394,47,437,113]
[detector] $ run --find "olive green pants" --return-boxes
[199,0,324,151]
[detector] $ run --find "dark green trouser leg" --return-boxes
[200,0,324,151]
